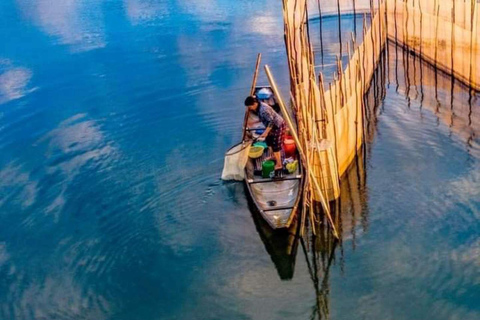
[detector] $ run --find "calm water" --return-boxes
[0,1,479,319]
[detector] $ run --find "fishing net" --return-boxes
[221,142,252,181]
[386,0,479,91]
[307,0,377,16]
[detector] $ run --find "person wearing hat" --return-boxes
[244,96,286,174]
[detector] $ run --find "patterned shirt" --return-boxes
[258,102,284,130]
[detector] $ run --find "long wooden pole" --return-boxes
[317,0,325,67]
[469,0,478,91]
[265,64,339,239]
[242,53,262,141]
[336,0,343,57]
[250,53,262,96]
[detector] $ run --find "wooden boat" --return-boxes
[243,86,304,230]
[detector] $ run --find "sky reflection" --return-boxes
[16,0,106,52]
[0,60,34,104]
[0,1,479,319]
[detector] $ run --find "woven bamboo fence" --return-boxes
[307,0,375,16]
[278,0,387,236]
[279,0,477,236]
[386,0,479,91]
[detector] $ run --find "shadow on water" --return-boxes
[246,185,301,280]
[244,146,373,316]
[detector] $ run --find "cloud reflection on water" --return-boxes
[4,269,111,320]
[16,0,106,52]
[0,243,9,268]
[0,60,34,104]
[0,164,38,209]
[39,114,116,219]
[124,0,169,25]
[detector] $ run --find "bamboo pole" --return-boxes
[434,2,440,105]
[353,0,357,36]
[451,0,456,76]
[337,0,343,57]
[394,0,398,45]
[250,53,262,96]
[318,73,328,138]
[242,53,262,141]
[265,64,339,239]
[434,3,440,71]
[317,0,325,68]
[469,0,477,91]
[347,41,352,98]
[300,176,308,237]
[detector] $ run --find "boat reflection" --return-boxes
[247,146,370,288]
[247,195,300,280]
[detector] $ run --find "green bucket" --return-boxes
[262,160,275,178]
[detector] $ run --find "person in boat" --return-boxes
[244,95,286,172]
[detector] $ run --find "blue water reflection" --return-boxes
[0,0,479,319]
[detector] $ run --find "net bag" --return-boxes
[221,142,252,181]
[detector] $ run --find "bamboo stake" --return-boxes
[242,53,262,141]
[300,176,308,237]
[347,41,352,99]
[469,0,477,91]
[377,0,382,53]
[405,0,409,49]
[394,0,398,45]
[250,53,262,96]
[451,0,455,75]
[434,3,440,71]
[317,0,325,68]
[353,0,357,36]
[434,2,440,106]
[318,73,328,138]
[336,0,343,57]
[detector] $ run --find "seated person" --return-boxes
[244,96,286,172]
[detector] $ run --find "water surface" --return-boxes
[0,1,479,319]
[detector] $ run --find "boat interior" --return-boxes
[244,87,303,229]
